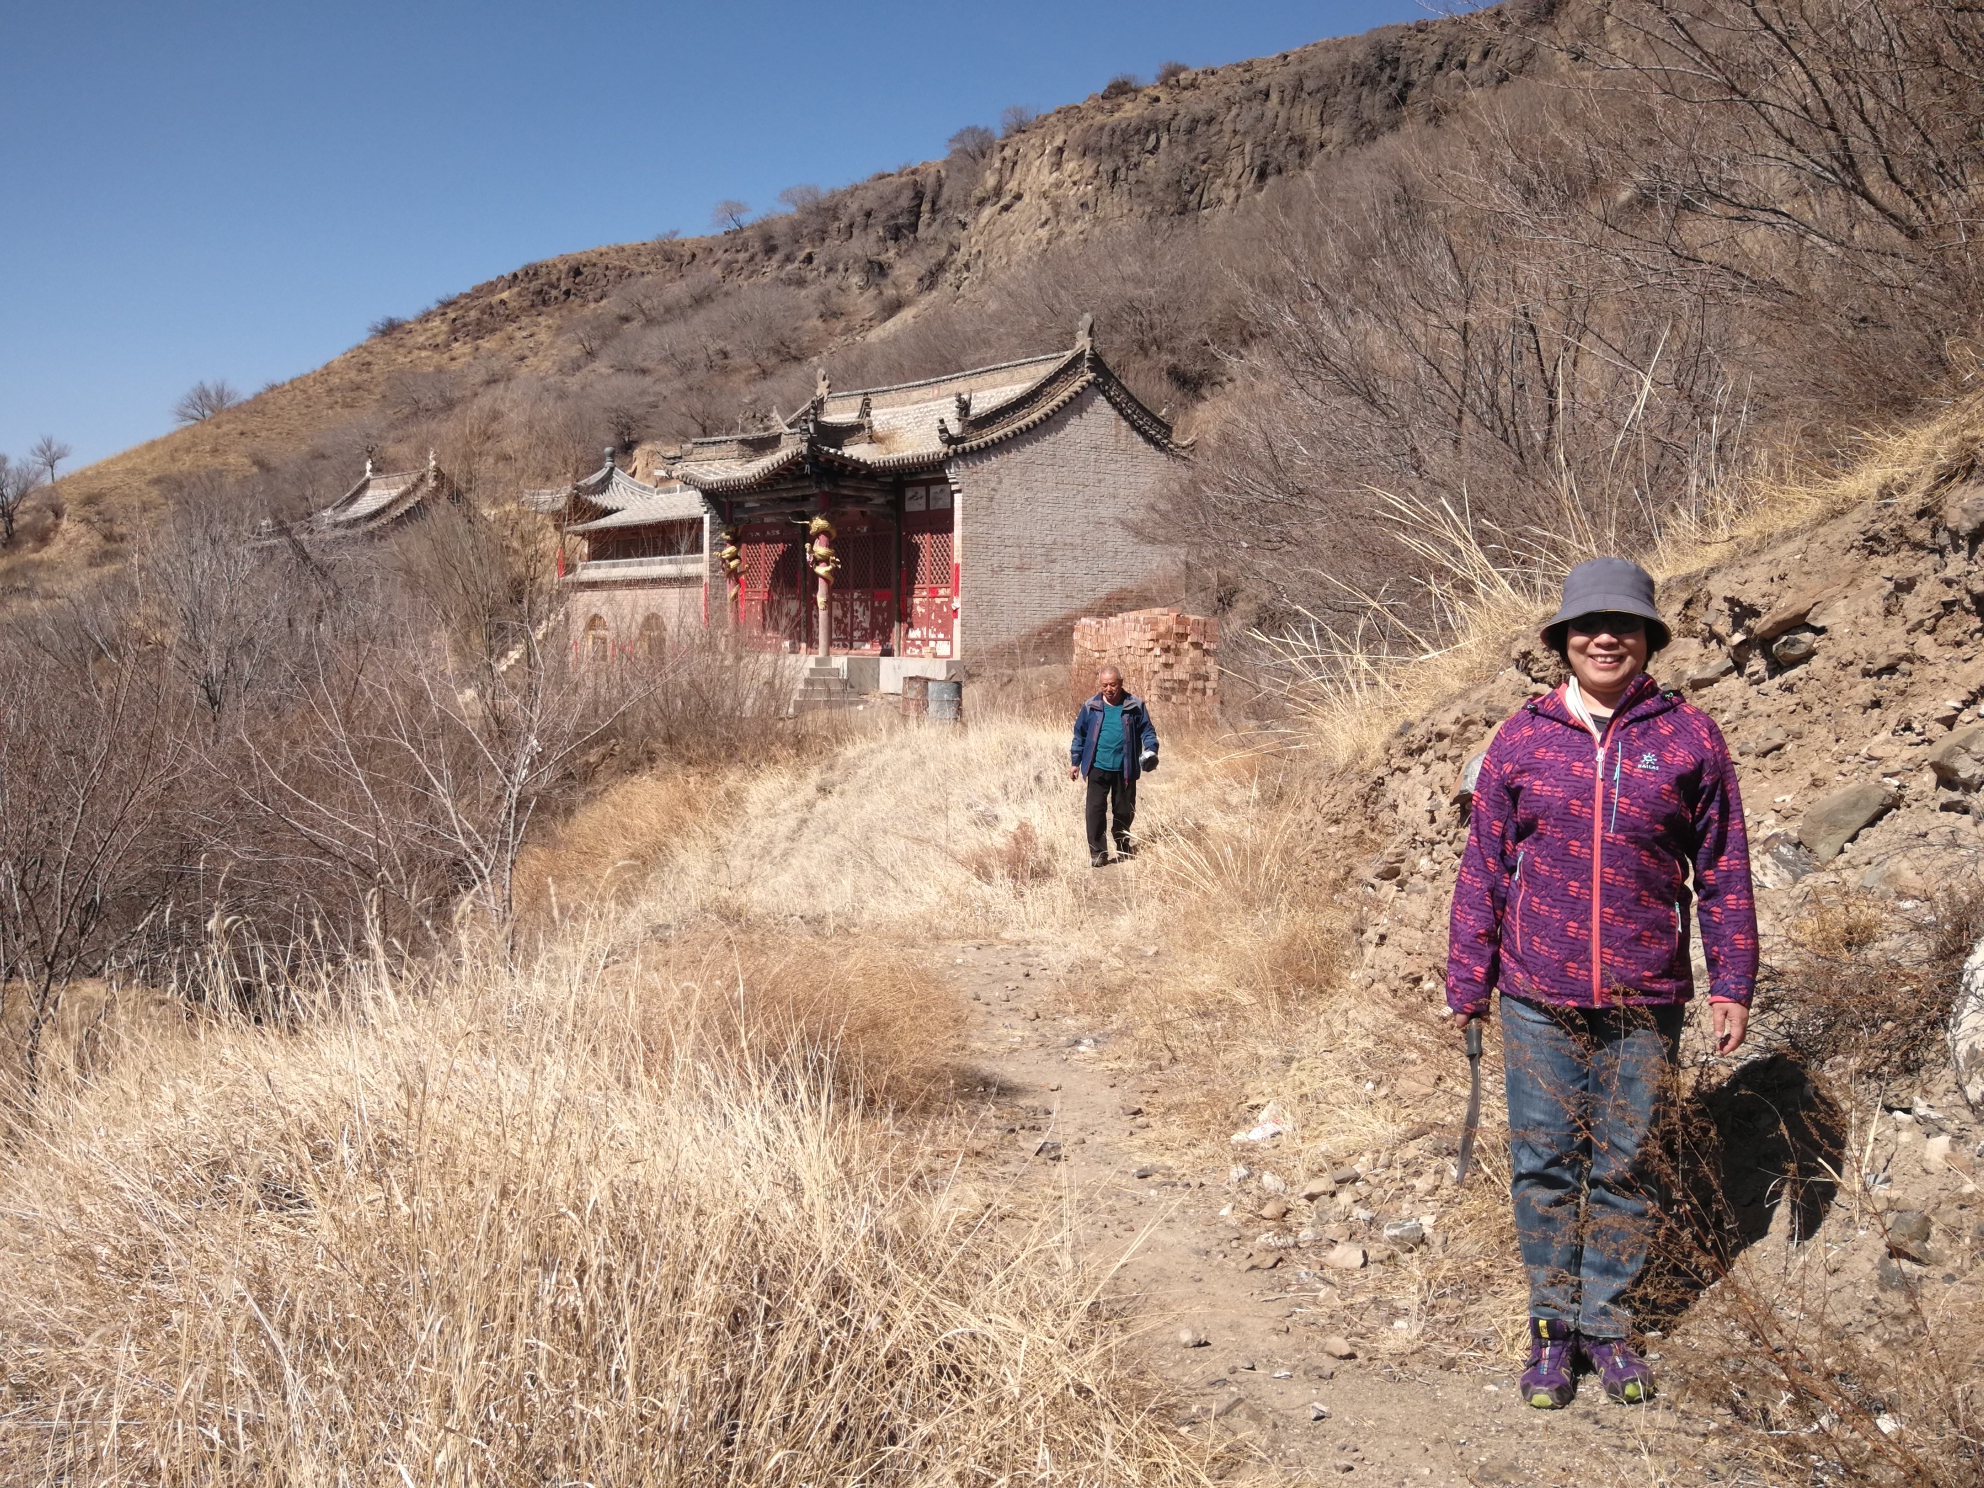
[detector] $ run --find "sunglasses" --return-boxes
[1567,612,1646,637]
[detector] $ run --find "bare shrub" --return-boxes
[0,614,192,1093]
[588,372,656,449]
[139,506,291,724]
[368,313,408,336]
[947,125,995,163]
[1764,884,1984,1082]
[1102,72,1139,97]
[382,368,458,420]
[172,379,241,424]
[1156,59,1188,82]
[0,454,45,545]
[603,631,798,767]
[711,198,750,232]
[1566,0,1984,397]
[777,183,824,210]
[999,104,1039,136]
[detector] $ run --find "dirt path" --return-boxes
[946,932,1736,1487]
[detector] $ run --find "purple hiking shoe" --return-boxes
[1580,1335,1656,1404]
[1520,1318,1577,1409]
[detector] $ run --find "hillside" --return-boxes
[6,402,1981,1481]
[3,7,1558,594]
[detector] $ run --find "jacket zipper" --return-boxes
[1590,737,1604,1006]
[1572,697,1610,1008]
[1511,850,1526,953]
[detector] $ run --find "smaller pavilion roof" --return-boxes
[566,482,705,532]
[523,453,692,522]
[307,454,455,536]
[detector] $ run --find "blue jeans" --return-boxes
[1501,995,1682,1338]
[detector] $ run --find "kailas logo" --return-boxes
[1639,752,1660,770]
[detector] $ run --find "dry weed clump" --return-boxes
[0,933,1206,1487]
[1765,885,1984,1082]
[960,820,1056,890]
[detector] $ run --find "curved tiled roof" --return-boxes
[672,338,1185,496]
[566,482,705,531]
[309,461,454,536]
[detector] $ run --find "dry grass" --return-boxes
[0,928,1208,1486]
[514,766,734,923]
[1258,383,1984,769]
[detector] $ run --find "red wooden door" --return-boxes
[738,521,805,650]
[901,483,955,659]
[829,514,895,654]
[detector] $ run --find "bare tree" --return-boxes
[0,456,44,546]
[0,625,189,1095]
[1547,0,1984,386]
[28,436,70,486]
[711,200,750,232]
[999,105,1039,137]
[778,184,825,211]
[947,125,996,163]
[173,379,242,425]
[140,510,288,725]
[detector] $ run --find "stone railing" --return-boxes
[569,554,705,583]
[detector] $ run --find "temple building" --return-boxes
[307,452,459,537]
[527,317,1189,687]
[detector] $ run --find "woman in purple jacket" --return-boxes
[1447,558,1758,1409]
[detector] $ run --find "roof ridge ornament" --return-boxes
[604,446,616,470]
[815,366,831,404]
[1077,311,1095,352]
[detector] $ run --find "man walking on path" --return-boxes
[1069,667,1159,867]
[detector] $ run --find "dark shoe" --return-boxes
[1114,836,1137,858]
[1580,1335,1656,1404]
[1091,852,1108,868]
[1520,1318,1578,1409]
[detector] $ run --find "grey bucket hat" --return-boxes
[1541,557,1670,652]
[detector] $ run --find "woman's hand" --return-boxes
[1711,1000,1749,1055]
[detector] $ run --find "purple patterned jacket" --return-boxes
[1447,674,1758,1018]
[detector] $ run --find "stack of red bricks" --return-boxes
[1071,608,1219,717]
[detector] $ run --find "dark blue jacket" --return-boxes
[1071,692,1159,781]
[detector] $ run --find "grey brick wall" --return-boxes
[569,582,706,661]
[947,385,1181,658]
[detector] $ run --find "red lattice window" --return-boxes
[840,530,890,591]
[907,527,953,590]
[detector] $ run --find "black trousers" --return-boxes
[1084,768,1137,855]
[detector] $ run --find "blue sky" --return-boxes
[1,1,1429,470]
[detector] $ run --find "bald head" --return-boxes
[1096,667,1124,703]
